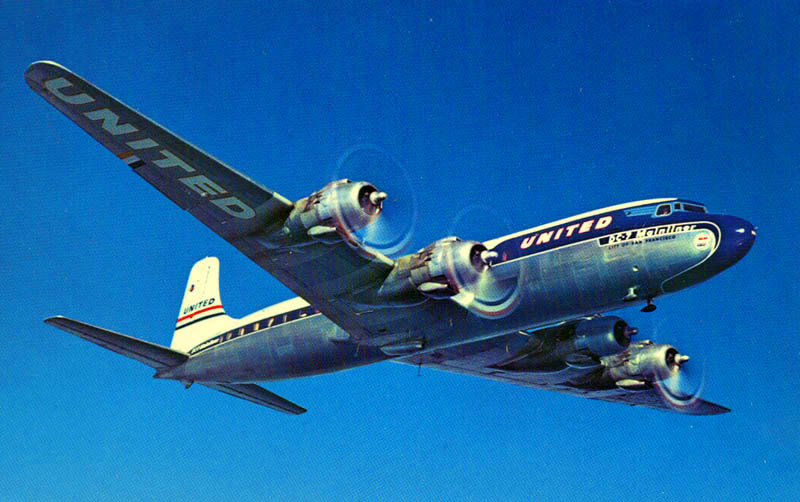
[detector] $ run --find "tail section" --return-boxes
[44,315,306,414]
[171,257,235,353]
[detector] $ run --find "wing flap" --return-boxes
[200,382,306,415]
[44,316,187,369]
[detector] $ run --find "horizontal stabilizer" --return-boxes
[46,317,305,414]
[44,316,187,369]
[201,382,306,415]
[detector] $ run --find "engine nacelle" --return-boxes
[570,316,634,357]
[374,236,492,303]
[603,341,689,385]
[268,179,386,245]
[408,237,490,298]
[489,316,636,373]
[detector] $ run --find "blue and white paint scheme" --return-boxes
[28,61,755,415]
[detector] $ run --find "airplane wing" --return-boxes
[26,61,413,342]
[45,316,306,414]
[399,330,730,416]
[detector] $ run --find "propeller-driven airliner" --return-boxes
[26,61,755,415]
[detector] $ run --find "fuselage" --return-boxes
[167,198,756,383]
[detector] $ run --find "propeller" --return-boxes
[654,348,706,410]
[333,145,417,257]
[644,315,707,410]
[446,205,525,319]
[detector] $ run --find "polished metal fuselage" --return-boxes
[172,199,755,383]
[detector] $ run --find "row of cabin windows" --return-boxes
[217,305,321,344]
[655,202,706,217]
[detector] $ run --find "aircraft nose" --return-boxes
[662,214,755,293]
[710,215,756,274]
[729,217,756,262]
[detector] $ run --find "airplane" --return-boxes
[26,61,756,416]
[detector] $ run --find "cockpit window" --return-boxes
[656,204,672,216]
[683,203,706,213]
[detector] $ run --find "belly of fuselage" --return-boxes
[174,315,387,382]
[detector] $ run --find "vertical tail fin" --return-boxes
[171,257,235,353]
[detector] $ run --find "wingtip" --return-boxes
[24,61,74,90]
[26,60,66,73]
[43,315,67,325]
[688,399,731,416]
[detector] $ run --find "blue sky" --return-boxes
[2,1,798,500]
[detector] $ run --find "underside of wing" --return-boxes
[25,61,295,241]
[580,386,729,415]
[399,326,729,416]
[200,383,306,415]
[26,61,401,342]
[44,316,187,369]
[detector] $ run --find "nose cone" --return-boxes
[663,215,755,293]
[725,216,757,263]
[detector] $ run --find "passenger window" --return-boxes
[239,327,245,336]
[253,322,260,331]
[656,204,671,216]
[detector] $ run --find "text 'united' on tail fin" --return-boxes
[171,256,236,353]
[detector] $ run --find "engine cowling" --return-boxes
[372,236,494,304]
[270,179,386,245]
[603,341,690,386]
[408,237,490,299]
[570,316,635,357]
[495,316,635,373]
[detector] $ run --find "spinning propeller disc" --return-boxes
[334,145,417,257]
[446,205,525,319]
